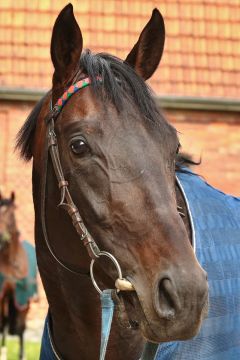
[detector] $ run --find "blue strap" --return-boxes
[40,314,60,359]
[100,289,115,360]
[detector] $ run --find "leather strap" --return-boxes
[47,118,100,260]
[40,114,95,275]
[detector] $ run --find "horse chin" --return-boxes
[140,318,201,343]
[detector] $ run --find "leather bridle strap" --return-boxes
[43,77,135,290]
[39,76,138,359]
[47,117,100,260]
[43,77,101,261]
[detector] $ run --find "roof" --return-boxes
[0,0,239,99]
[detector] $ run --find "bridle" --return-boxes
[41,77,134,359]
[43,76,134,292]
[42,76,186,287]
[45,78,100,262]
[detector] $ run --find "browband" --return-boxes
[45,77,95,124]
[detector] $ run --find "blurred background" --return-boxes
[0,0,239,356]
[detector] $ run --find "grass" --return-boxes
[4,338,40,360]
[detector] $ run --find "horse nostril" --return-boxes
[156,278,180,320]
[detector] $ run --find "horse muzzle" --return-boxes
[125,264,209,342]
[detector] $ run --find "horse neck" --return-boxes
[49,275,142,359]
[36,227,144,359]
[34,184,144,359]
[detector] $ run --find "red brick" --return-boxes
[204,5,218,20]
[0,0,239,99]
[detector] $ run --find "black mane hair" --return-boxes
[16,94,47,161]
[77,50,165,125]
[176,153,200,173]
[16,50,175,161]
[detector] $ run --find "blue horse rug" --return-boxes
[143,170,240,360]
[0,240,38,310]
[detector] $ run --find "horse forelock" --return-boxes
[76,50,169,128]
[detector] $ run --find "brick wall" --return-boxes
[0,101,48,326]
[0,0,240,98]
[0,101,34,241]
[167,110,240,196]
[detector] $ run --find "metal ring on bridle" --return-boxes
[90,251,123,294]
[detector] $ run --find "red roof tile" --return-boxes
[0,0,239,99]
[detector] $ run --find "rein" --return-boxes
[42,77,134,359]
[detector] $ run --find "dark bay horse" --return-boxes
[0,192,37,360]
[16,4,208,360]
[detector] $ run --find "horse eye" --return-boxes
[70,138,89,156]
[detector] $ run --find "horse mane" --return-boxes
[16,95,47,161]
[79,51,199,173]
[176,152,200,173]
[16,50,175,162]
[77,50,166,126]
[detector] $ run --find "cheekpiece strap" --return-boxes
[44,77,102,260]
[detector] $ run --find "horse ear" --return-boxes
[10,192,15,203]
[125,9,165,80]
[51,3,83,86]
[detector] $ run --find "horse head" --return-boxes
[0,192,18,251]
[17,4,208,354]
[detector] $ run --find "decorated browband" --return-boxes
[45,77,92,124]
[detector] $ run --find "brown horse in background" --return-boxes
[17,4,208,360]
[0,192,36,360]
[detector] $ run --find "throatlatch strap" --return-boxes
[100,290,115,360]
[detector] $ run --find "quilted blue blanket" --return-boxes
[144,171,240,360]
